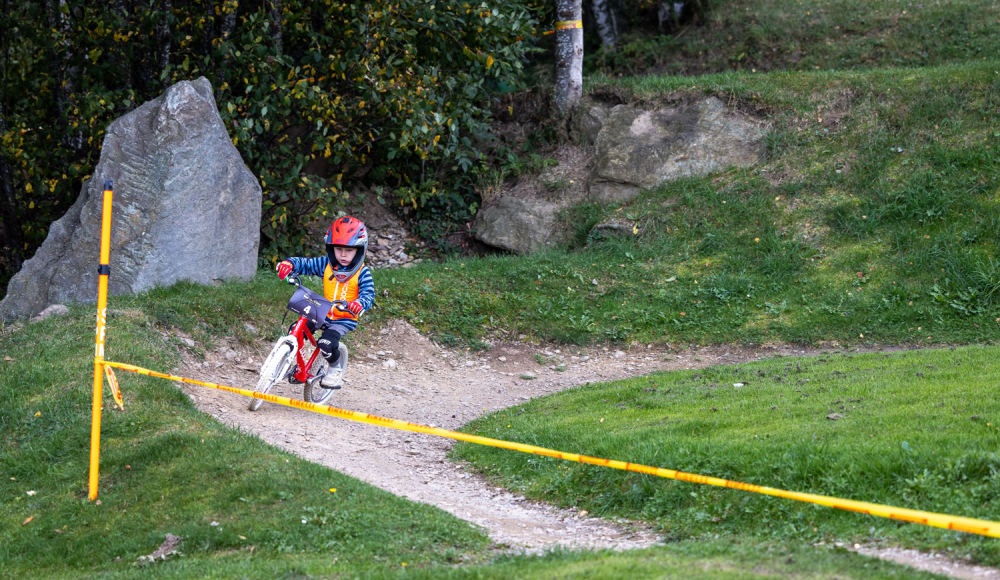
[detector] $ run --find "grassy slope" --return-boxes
[588,0,1000,76]
[0,280,489,579]
[379,61,1000,349]
[0,281,934,579]
[456,345,1000,565]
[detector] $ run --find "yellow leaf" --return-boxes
[486,56,494,68]
[28,201,34,208]
[25,184,32,193]
[22,516,32,526]
[358,101,365,108]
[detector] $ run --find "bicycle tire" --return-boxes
[248,337,296,411]
[303,344,347,406]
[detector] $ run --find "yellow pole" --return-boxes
[88,179,114,501]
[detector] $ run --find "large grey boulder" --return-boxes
[589,97,764,203]
[1,77,261,319]
[472,196,561,255]
[472,145,591,255]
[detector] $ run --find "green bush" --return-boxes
[0,0,537,278]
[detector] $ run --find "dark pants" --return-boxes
[316,323,349,365]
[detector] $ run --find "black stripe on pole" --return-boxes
[97,264,110,276]
[104,179,113,191]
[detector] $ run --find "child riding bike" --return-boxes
[276,216,375,389]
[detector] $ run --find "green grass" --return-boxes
[362,539,944,579]
[0,286,489,579]
[375,62,1000,349]
[586,0,1000,77]
[0,279,944,579]
[455,345,1000,565]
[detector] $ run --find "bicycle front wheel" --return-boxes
[248,336,296,411]
[303,344,347,406]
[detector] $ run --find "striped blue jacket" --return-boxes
[285,256,375,331]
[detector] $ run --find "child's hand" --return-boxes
[347,301,363,315]
[276,260,293,280]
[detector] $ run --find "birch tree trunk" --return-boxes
[591,0,618,49]
[553,0,583,117]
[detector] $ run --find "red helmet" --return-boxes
[324,216,368,282]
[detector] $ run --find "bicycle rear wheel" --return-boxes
[248,336,296,411]
[303,344,347,406]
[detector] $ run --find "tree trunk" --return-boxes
[553,0,583,117]
[157,0,173,73]
[0,100,24,271]
[591,0,618,49]
[221,1,237,40]
[203,0,214,61]
[269,0,282,55]
[216,1,238,101]
[0,0,22,268]
[658,1,684,32]
[110,0,134,113]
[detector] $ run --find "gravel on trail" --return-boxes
[174,320,816,552]
[170,321,1000,576]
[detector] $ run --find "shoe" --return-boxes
[320,360,344,388]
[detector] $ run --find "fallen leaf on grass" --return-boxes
[4,356,13,361]
[22,516,33,525]
[53,529,63,534]
[26,490,36,496]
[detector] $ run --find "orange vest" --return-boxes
[324,262,363,321]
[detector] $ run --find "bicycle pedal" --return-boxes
[308,375,341,390]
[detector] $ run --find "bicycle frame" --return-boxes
[289,316,323,384]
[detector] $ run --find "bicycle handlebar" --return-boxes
[285,273,350,312]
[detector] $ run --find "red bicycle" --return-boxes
[248,273,350,411]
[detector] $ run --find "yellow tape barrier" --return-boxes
[103,359,1000,539]
[542,20,583,35]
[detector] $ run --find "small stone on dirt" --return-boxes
[382,359,397,369]
[498,356,507,362]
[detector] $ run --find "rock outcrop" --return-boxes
[471,95,766,254]
[1,77,261,319]
[472,145,591,254]
[585,97,765,203]
[473,196,562,255]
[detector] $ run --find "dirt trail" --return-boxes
[177,319,797,552]
[173,320,999,575]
